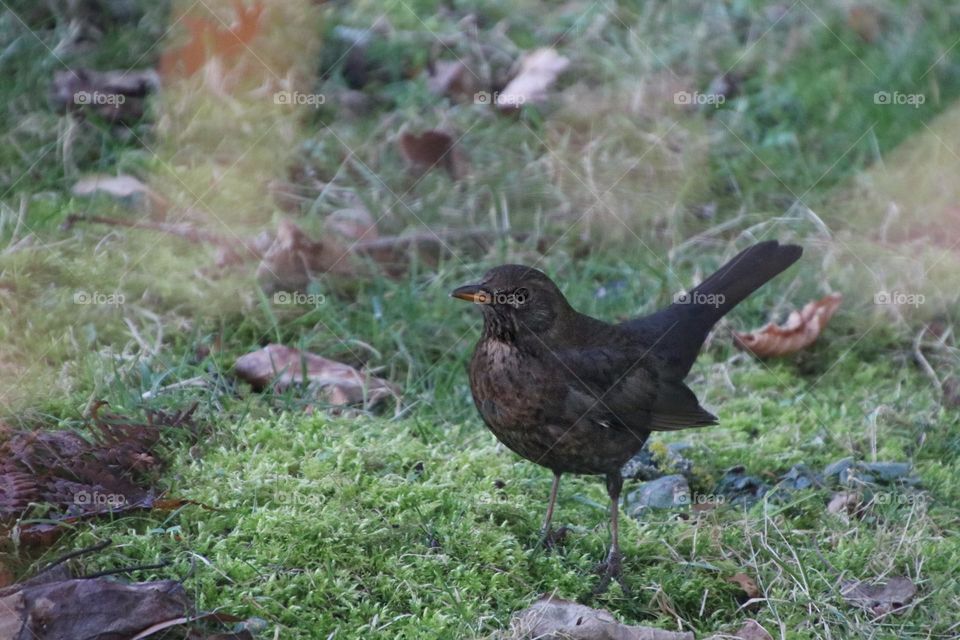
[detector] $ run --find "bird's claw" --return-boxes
[592,549,627,595]
[537,525,568,550]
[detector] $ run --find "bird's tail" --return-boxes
[687,240,803,323]
[628,240,802,377]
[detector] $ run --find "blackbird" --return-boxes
[451,240,802,590]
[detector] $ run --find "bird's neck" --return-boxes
[481,314,521,343]
[480,313,574,351]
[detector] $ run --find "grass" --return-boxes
[61,355,959,638]
[1,0,959,638]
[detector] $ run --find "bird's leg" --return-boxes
[594,472,626,594]
[538,471,565,548]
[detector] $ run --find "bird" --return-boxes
[451,240,802,591]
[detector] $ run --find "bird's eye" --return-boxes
[514,288,529,306]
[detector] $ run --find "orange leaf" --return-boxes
[733,293,842,357]
[159,1,264,79]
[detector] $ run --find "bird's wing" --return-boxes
[647,379,717,430]
[545,344,716,433]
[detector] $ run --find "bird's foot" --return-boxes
[537,526,569,551]
[592,549,627,595]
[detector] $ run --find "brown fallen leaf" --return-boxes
[500,595,694,639]
[841,576,916,616]
[847,5,883,43]
[733,293,842,357]
[496,47,569,110]
[255,219,360,294]
[727,573,761,600]
[0,578,189,639]
[427,59,477,101]
[50,68,159,123]
[397,129,468,179]
[733,619,773,640]
[827,491,863,518]
[71,174,169,213]
[0,550,245,640]
[234,344,399,410]
[1,404,198,545]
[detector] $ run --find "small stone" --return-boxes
[824,457,856,479]
[863,462,912,482]
[621,447,660,481]
[716,466,768,505]
[626,475,689,515]
[621,442,695,481]
[824,458,915,487]
[778,463,823,491]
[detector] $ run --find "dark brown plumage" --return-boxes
[451,240,802,590]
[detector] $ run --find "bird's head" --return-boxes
[451,265,572,340]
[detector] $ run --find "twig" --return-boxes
[62,212,244,250]
[912,327,943,396]
[37,539,112,575]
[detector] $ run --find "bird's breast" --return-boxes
[469,339,545,431]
